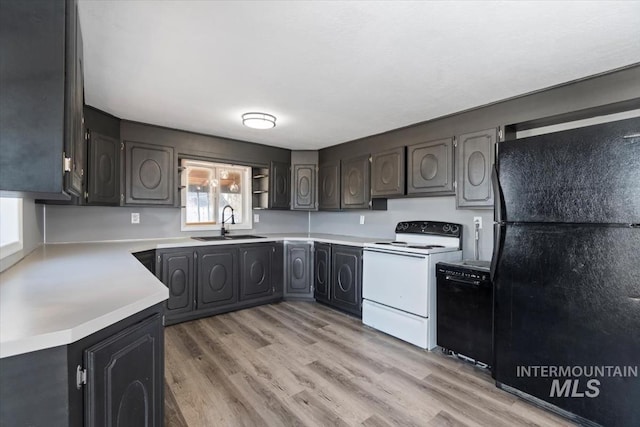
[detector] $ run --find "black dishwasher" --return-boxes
[436,261,492,367]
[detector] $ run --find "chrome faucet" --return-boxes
[220,205,235,236]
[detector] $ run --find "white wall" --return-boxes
[310,197,494,260]
[0,198,44,272]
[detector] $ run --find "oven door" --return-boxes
[362,248,429,317]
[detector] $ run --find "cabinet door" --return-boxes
[85,314,163,427]
[269,161,290,209]
[456,128,496,208]
[124,140,174,206]
[239,245,273,300]
[292,164,317,210]
[318,161,340,210]
[65,5,85,198]
[196,247,237,310]
[87,131,120,205]
[407,138,454,195]
[371,147,405,197]
[341,155,371,209]
[285,243,312,298]
[314,243,331,303]
[160,250,194,316]
[331,245,363,316]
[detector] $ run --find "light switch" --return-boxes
[131,212,140,224]
[254,214,260,223]
[360,215,365,225]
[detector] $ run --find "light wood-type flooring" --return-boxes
[164,301,574,427]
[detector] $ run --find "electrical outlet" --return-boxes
[473,216,482,229]
[253,214,260,223]
[131,212,140,224]
[360,215,365,225]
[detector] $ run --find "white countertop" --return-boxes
[0,233,378,358]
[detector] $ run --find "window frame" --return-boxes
[180,159,253,232]
[0,197,24,260]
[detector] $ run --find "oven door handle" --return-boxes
[363,248,427,259]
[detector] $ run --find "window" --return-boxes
[181,159,252,231]
[0,197,23,259]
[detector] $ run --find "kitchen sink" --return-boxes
[191,235,265,242]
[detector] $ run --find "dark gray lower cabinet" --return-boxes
[159,249,194,318]
[313,242,331,303]
[331,245,363,316]
[158,243,283,325]
[0,304,164,427]
[284,242,313,299]
[85,313,163,427]
[239,244,274,300]
[196,246,237,310]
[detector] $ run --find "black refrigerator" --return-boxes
[491,117,640,427]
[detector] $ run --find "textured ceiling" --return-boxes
[78,1,640,150]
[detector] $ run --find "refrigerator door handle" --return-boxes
[490,223,505,282]
[492,165,505,223]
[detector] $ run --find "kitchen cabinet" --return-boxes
[0,304,164,427]
[330,245,363,317]
[86,131,120,205]
[0,0,85,199]
[284,242,314,299]
[455,128,496,209]
[157,242,283,325]
[196,246,238,311]
[252,162,291,210]
[341,155,371,209]
[84,314,163,427]
[269,161,291,209]
[313,242,331,303]
[318,160,341,210]
[159,249,194,318]
[371,147,405,197]
[407,137,454,196]
[239,244,275,300]
[123,140,175,206]
[291,150,318,210]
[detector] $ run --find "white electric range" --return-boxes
[362,221,463,350]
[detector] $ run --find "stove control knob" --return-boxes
[420,222,428,231]
[450,225,459,234]
[443,224,451,232]
[398,222,408,231]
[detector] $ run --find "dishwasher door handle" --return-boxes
[444,275,481,286]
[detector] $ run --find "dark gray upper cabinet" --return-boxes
[292,164,317,210]
[371,147,405,197]
[456,128,496,209]
[318,160,341,210]
[196,247,238,310]
[86,131,120,205]
[269,161,290,209]
[313,242,331,303]
[159,249,194,317]
[331,245,363,317]
[84,314,163,427]
[407,137,455,196]
[123,140,175,206]
[0,0,85,199]
[239,244,274,301]
[341,155,371,209]
[284,242,313,299]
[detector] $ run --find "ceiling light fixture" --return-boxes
[242,112,276,130]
